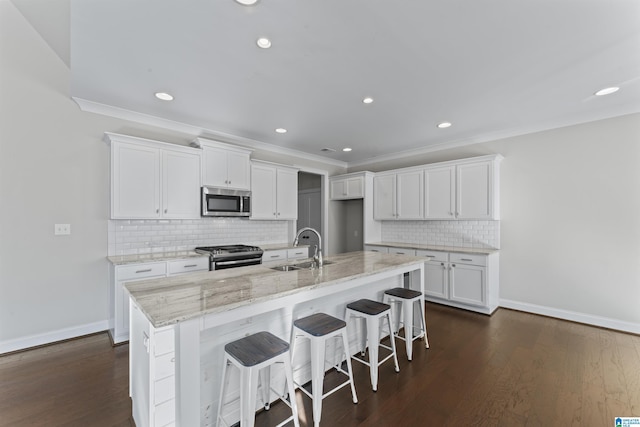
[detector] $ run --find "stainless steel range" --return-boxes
[195,244,264,271]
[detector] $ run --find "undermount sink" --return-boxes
[270,265,301,272]
[270,260,334,272]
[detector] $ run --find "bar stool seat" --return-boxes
[345,299,400,391]
[291,313,357,427]
[217,331,300,427]
[383,287,429,361]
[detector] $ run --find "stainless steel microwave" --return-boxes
[201,187,251,217]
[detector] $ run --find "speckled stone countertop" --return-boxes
[366,241,499,255]
[107,251,208,266]
[125,251,424,328]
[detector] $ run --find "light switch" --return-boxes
[54,224,71,235]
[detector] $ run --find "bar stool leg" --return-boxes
[385,312,400,373]
[216,357,230,427]
[240,367,259,427]
[259,366,271,410]
[310,335,326,427]
[418,299,429,348]
[340,329,358,404]
[403,300,414,360]
[282,355,301,427]
[365,315,380,391]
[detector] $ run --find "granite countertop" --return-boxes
[365,241,499,255]
[125,251,424,328]
[107,250,208,266]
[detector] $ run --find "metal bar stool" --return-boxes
[290,313,358,427]
[345,299,400,391]
[383,287,429,361]
[217,331,300,427]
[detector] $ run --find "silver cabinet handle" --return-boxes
[156,209,159,214]
[270,255,279,258]
[440,262,445,266]
[452,264,456,268]
[461,258,473,262]
[135,269,152,273]
[183,264,197,268]
[164,209,167,213]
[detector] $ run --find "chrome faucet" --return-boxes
[293,227,323,268]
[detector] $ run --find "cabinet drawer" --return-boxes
[117,262,167,280]
[450,253,487,266]
[287,248,309,259]
[416,250,448,262]
[388,247,416,256]
[167,258,209,275]
[155,353,175,380]
[154,398,175,427]
[364,245,389,253]
[154,327,175,356]
[262,249,288,263]
[155,375,176,405]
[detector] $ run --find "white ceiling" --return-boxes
[15,0,640,165]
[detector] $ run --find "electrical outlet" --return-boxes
[54,224,71,235]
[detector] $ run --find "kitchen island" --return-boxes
[125,250,426,427]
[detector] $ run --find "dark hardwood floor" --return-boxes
[1,303,639,426]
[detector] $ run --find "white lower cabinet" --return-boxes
[109,257,208,344]
[261,247,310,265]
[416,250,499,314]
[130,301,176,427]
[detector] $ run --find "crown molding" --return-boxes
[72,97,348,169]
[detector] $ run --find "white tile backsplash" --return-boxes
[108,218,289,256]
[381,220,500,249]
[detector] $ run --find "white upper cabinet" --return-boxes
[424,155,502,220]
[250,161,298,220]
[424,165,455,219]
[456,160,495,219]
[330,173,365,200]
[193,138,252,190]
[107,133,201,219]
[374,169,423,220]
[162,150,201,219]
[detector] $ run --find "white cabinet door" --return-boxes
[201,143,251,190]
[374,174,396,219]
[201,146,229,188]
[396,170,423,219]
[226,151,251,190]
[276,167,298,220]
[346,177,364,198]
[250,163,278,219]
[330,179,347,200]
[424,165,455,219]
[112,142,161,219]
[162,149,201,219]
[450,262,486,306]
[251,163,298,220]
[424,261,449,299]
[456,160,492,219]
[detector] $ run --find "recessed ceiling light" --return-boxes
[256,38,271,49]
[155,92,174,101]
[363,97,374,104]
[275,128,287,134]
[343,147,352,152]
[437,122,452,129]
[235,0,258,5]
[320,148,336,152]
[594,87,619,96]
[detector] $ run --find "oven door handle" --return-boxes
[215,258,261,267]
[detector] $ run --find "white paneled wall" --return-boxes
[381,220,500,249]
[108,219,288,256]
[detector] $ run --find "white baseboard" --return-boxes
[0,320,110,355]
[499,299,640,335]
